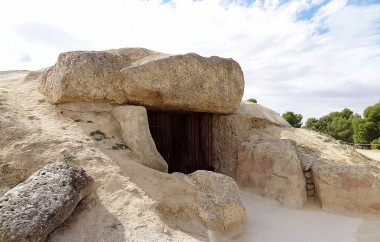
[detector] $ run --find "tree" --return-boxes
[304,108,359,142]
[353,102,380,145]
[364,101,380,130]
[371,138,380,150]
[364,102,380,121]
[304,117,320,131]
[326,117,353,143]
[247,98,257,103]
[304,103,380,145]
[353,119,378,144]
[282,111,303,128]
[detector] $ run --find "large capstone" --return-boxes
[0,162,93,242]
[39,48,244,114]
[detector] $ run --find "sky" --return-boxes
[0,0,379,120]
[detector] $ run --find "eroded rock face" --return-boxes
[0,162,93,242]
[39,48,244,114]
[236,140,307,208]
[112,105,168,172]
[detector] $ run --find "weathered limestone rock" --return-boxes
[212,102,290,177]
[112,105,168,172]
[189,171,247,238]
[236,139,307,208]
[312,160,380,214]
[39,48,244,114]
[0,162,93,242]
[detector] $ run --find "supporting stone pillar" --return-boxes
[112,105,168,172]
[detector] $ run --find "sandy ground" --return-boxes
[232,189,380,242]
[357,150,380,162]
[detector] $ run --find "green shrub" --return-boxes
[371,138,380,150]
[63,153,75,162]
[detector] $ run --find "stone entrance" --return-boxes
[147,110,214,174]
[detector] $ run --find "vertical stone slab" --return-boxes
[112,105,168,172]
[236,140,307,208]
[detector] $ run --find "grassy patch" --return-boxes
[63,153,75,162]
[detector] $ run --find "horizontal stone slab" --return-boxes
[39,48,244,114]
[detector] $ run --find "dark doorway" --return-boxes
[147,110,213,174]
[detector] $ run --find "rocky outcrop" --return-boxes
[39,48,244,114]
[236,140,307,208]
[213,105,380,213]
[212,102,290,177]
[273,127,380,214]
[0,162,93,242]
[112,105,168,172]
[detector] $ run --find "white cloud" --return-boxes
[0,0,379,119]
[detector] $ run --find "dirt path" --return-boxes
[235,189,380,242]
[357,150,380,162]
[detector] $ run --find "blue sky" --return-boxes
[0,0,379,120]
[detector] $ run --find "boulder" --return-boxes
[188,171,247,238]
[0,162,93,242]
[212,102,290,177]
[112,105,168,172]
[39,48,244,114]
[312,160,380,214]
[236,140,307,208]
